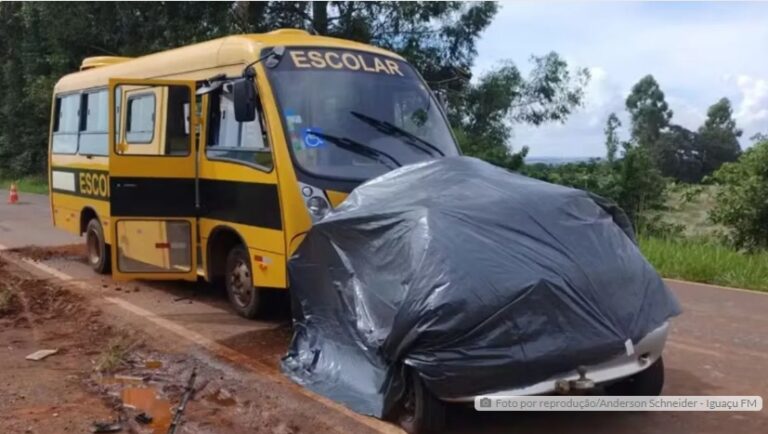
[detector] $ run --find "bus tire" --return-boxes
[225,245,261,319]
[85,218,111,274]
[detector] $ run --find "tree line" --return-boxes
[0,1,587,177]
[523,74,747,236]
[1,2,762,249]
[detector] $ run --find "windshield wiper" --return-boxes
[310,132,402,170]
[350,111,446,157]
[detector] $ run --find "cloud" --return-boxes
[732,75,768,132]
[474,2,768,157]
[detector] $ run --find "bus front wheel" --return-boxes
[86,218,110,274]
[225,245,262,319]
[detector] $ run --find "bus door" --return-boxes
[108,79,199,281]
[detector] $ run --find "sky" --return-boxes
[473,1,768,158]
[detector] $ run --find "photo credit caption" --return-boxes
[474,396,763,412]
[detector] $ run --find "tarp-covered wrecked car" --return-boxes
[283,157,681,433]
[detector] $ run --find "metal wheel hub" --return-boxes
[86,230,101,265]
[229,260,253,307]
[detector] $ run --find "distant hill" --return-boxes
[525,156,602,166]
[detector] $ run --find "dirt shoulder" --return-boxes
[0,256,384,434]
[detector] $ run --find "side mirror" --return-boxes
[233,78,256,122]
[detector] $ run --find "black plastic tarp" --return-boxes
[282,156,681,417]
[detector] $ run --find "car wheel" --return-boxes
[605,356,665,396]
[86,218,111,274]
[225,245,261,319]
[396,370,446,434]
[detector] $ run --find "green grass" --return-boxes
[0,175,48,195]
[640,236,768,292]
[654,184,725,238]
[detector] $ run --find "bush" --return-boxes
[709,140,768,250]
[522,146,667,232]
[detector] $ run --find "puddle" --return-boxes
[145,360,163,369]
[122,387,172,434]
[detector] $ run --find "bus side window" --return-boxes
[79,89,109,156]
[206,87,273,170]
[51,94,80,154]
[125,93,156,144]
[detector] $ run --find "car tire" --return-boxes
[396,370,447,434]
[605,356,665,396]
[85,218,111,274]
[225,245,261,319]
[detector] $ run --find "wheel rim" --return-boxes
[86,229,101,266]
[229,259,253,308]
[398,381,417,429]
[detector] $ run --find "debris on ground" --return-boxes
[25,348,59,361]
[114,374,146,382]
[9,243,86,262]
[135,412,153,424]
[168,367,197,434]
[90,421,122,433]
[0,255,353,434]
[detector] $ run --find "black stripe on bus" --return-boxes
[110,177,197,217]
[109,177,283,231]
[199,179,282,230]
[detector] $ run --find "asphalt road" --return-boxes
[1,193,766,433]
[0,192,80,248]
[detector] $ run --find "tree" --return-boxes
[604,112,621,163]
[0,2,586,177]
[615,144,667,230]
[0,2,234,176]
[655,124,703,182]
[625,75,673,156]
[0,2,499,176]
[233,1,498,85]
[521,143,666,232]
[710,139,768,250]
[452,54,590,170]
[750,132,768,142]
[698,97,742,177]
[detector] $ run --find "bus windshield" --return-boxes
[266,47,459,181]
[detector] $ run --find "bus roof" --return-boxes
[54,29,405,93]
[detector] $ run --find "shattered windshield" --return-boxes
[266,47,459,181]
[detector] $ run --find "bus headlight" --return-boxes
[299,182,331,221]
[307,196,330,218]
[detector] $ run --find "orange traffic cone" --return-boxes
[8,182,18,204]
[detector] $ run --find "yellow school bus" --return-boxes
[49,29,459,318]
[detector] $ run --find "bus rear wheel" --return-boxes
[225,245,262,319]
[85,218,111,274]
